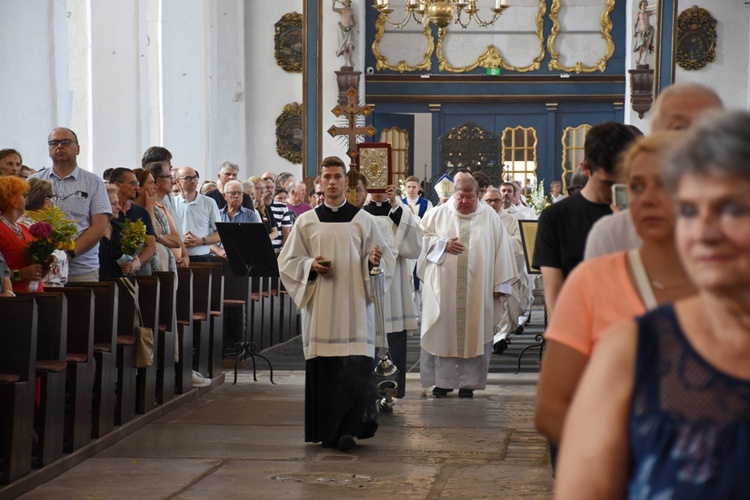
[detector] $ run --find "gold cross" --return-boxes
[327,87,377,161]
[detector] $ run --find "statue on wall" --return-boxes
[633,0,655,66]
[333,0,358,68]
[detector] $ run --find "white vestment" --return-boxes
[370,208,422,333]
[495,208,528,340]
[417,201,518,389]
[279,208,394,360]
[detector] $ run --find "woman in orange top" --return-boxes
[534,132,697,447]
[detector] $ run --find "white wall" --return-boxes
[673,1,750,111]
[625,0,750,130]
[245,1,304,179]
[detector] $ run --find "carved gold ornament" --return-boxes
[276,103,303,164]
[274,12,303,73]
[371,13,434,73]
[675,6,716,71]
[547,0,615,73]
[437,0,546,73]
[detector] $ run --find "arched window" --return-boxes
[561,124,591,193]
[502,126,538,191]
[379,127,409,186]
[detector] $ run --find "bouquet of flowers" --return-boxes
[24,206,77,264]
[119,219,147,259]
[527,179,551,216]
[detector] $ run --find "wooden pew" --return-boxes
[48,287,95,453]
[18,292,67,467]
[0,296,37,484]
[134,276,160,414]
[175,268,194,394]
[152,272,177,404]
[72,282,118,439]
[188,265,212,378]
[110,279,138,425]
[220,258,247,359]
[191,262,224,378]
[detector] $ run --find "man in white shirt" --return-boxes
[172,166,221,263]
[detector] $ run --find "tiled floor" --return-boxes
[19,371,552,499]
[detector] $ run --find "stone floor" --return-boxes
[17,369,552,499]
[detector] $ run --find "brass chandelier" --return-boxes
[373,0,509,29]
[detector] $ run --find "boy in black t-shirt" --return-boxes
[532,122,638,319]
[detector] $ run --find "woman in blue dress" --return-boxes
[556,111,750,499]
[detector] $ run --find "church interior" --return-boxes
[1,0,748,497]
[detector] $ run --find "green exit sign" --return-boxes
[486,68,501,76]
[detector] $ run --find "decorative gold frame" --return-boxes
[547,0,615,73]
[274,12,303,73]
[276,102,303,164]
[437,0,547,73]
[371,12,434,73]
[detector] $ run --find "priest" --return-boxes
[364,183,422,406]
[417,177,518,398]
[278,156,394,451]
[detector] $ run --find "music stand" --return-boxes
[515,219,546,373]
[217,222,278,385]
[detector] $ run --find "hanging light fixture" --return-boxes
[373,0,509,29]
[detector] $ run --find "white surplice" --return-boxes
[371,207,422,333]
[279,208,394,360]
[417,200,518,389]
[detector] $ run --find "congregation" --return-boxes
[3,82,750,497]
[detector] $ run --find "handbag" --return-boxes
[120,277,155,368]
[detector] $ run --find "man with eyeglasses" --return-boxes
[209,180,261,259]
[30,127,111,282]
[110,167,157,274]
[308,178,324,208]
[483,187,527,355]
[172,166,221,263]
[204,161,254,211]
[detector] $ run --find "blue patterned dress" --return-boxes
[629,304,750,499]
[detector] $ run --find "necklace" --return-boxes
[651,279,693,291]
[0,215,22,238]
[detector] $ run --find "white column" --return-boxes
[161,0,211,178]
[89,0,145,169]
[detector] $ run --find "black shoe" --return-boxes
[493,339,508,355]
[515,325,525,335]
[321,440,338,449]
[338,434,356,451]
[432,387,452,397]
[458,389,474,398]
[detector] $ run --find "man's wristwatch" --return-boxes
[12,269,21,282]
[202,237,207,245]
[67,249,76,259]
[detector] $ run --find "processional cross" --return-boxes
[327,87,376,163]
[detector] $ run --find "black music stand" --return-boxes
[217,222,278,385]
[516,219,546,374]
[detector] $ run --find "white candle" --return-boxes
[495,0,501,8]
[501,0,507,5]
